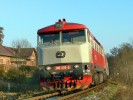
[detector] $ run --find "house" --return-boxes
[19,48,37,66]
[0,45,14,71]
[11,48,37,67]
[0,45,37,70]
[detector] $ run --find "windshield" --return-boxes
[62,30,86,43]
[38,32,60,46]
[38,30,86,46]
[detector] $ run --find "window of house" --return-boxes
[31,60,35,66]
[6,59,9,64]
[0,59,3,64]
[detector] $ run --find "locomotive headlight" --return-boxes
[74,65,79,69]
[46,66,51,70]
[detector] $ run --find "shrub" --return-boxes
[0,65,5,79]
[19,66,40,84]
[6,67,26,83]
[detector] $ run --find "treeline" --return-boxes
[107,41,133,85]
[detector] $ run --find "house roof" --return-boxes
[17,48,36,59]
[0,45,14,57]
[0,45,36,59]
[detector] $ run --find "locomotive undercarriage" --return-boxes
[39,63,93,91]
[40,76,92,92]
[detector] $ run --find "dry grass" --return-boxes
[114,84,133,100]
[81,81,133,100]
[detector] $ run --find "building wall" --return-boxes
[0,56,11,65]
[0,56,12,72]
[26,51,37,66]
[11,57,26,67]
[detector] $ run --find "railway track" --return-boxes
[26,81,108,100]
[57,82,108,100]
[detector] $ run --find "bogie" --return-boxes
[98,72,104,83]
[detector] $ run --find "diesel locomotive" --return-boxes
[37,19,109,91]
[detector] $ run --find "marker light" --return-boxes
[74,65,79,69]
[46,66,51,70]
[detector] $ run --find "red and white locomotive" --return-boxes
[37,19,109,91]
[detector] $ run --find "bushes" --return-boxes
[6,67,26,83]
[0,66,40,92]
[5,66,40,84]
[19,66,40,84]
[0,65,5,79]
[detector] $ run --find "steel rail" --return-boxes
[26,92,59,100]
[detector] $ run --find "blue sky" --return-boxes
[0,0,133,53]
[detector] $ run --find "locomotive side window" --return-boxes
[38,35,43,45]
[95,43,97,51]
[62,30,86,43]
[99,47,101,53]
[92,40,94,48]
[97,45,99,52]
[87,30,90,42]
[102,49,104,55]
[96,45,98,52]
[95,42,97,50]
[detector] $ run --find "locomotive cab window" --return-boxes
[62,30,86,43]
[38,32,60,46]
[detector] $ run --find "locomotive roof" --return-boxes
[37,19,87,34]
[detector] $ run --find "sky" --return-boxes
[0,0,133,53]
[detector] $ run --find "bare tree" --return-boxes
[11,39,32,48]
[108,41,133,85]
[0,27,4,45]
[11,39,32,67]
[110,47,119,56]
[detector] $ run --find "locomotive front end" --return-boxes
[37,19,93,91]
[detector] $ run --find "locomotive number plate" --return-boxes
[54,65,71,70]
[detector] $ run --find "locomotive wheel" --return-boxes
[93,73,99,85]
[98,72,104,83]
